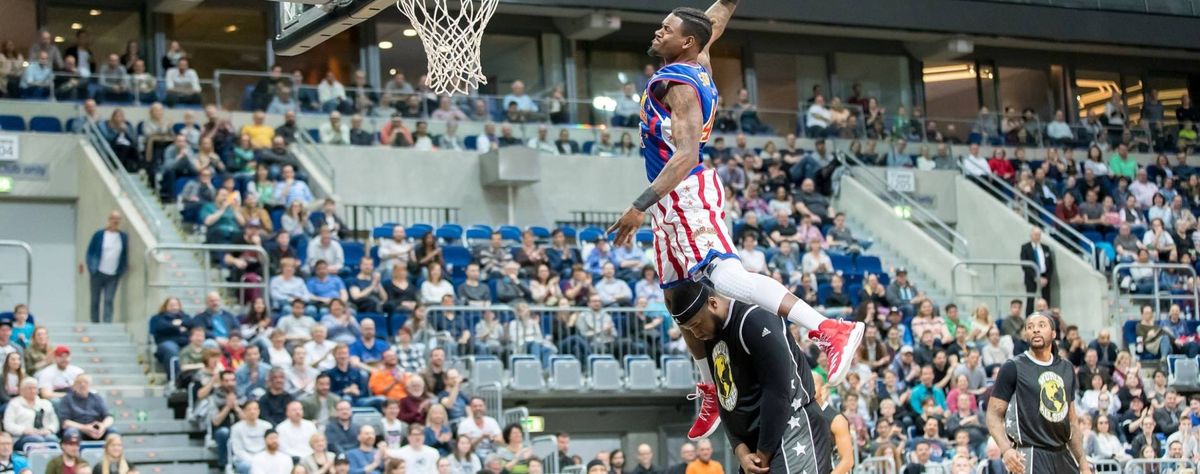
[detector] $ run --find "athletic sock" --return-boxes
[785,294,830,331]
[694,358,713,384]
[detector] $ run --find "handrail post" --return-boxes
[0,241,34,306]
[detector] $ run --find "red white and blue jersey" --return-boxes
[640,62,719,183]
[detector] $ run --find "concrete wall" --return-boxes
[954,177,1109,337]
[0,202,76,321]
[836,175,968,297]
[321,144,647,226]
[856,166,959,223]
[0,133,80,199]
[73,141,158,339]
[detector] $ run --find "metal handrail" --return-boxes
[840,145,969,255]
[855,455,898,474]
[1108,261,1199,328]
[1122,459,1198,474]
[951,259,1043,314]
[143,243,272,310]
[0,241,33,305]
[81,120,166,237]
[967,170,1099,268]
[292,124,337,186]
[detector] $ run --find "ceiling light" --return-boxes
[389,68,397,76]
[224,25,238,33]
[402,29,417,37]
[378,41,393,49]
[70,23,82,30]
[89,9,101,16]
[53,36,64,43]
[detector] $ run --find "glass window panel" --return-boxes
[166,6,268,77]
[44,6,141,71]
[1074,70,1122,121]
[754,53,826,135]
[998,66,1053,127]
[833,53,911,116]
[923,62,980,142]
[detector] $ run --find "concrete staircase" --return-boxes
[42,320,215,473]
[843,216,953,306]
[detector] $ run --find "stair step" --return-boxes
[124,446,214,463]
[96,386,165,399]
[111,408,177,421]
[74,353,141,365]
[137,462,213,474]
[110,419,200,434]
[55,333,134,344]
[86,374,151,386]
[76,363,149,374]
[40,324,130,335]
[107,396,171,411]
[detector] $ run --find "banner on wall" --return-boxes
[0,134,17,163]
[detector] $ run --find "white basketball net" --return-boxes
[395,0,500,96]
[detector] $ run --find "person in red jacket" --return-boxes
[988,148,1016,182]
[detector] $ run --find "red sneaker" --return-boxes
[809,319,865,385]
[686,383,721,440]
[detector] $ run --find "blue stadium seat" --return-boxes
[817,284,832,305]
[269,209,285,232]
[0,115,26,131]
[371,225,396,240]
[343,242,365,270]
[444,245,473,273]
[465,228,491,243]
[355,312,388,337]
[578,227,604,244]
[856,256,883,276]
[582,141,595,155]
[436,224,464,242]
[635,228,655,245]
[498,225,521,242]
[65,118,80,132]
[830,254,854,274]
[464,135,478,150]
[558,226,577,241]
[1082,230,1105,244]
[470,224,493,234]
[29,116,63,133]
[529,226,551,239]
[408,223,433,239]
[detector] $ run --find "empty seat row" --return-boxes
[467,355,695,392]
[0,115,69,133]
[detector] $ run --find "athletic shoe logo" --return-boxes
[761,327,771,338]
[712,341,737,411]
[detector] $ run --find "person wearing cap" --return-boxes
[667,280,830,474]
[56,374,112,441]
[3,378,58,452]
[43,427,82,474]
[35,345,84,401]
[586,459,610,474]
[885,268,924,319]
[986,312,1088,474]
[249,428,294,473]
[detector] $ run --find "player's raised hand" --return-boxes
[608,206,644,247]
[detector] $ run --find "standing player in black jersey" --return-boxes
[668,281,833,474]
[986,312,1091,474]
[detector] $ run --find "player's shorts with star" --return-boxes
[648,168,738,288]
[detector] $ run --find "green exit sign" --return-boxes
[0,176,12,193]
[522,415,545,433]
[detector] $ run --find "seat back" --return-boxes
[550,356,583,391]
[589,355,622,391]
[510,356,545,391]
[662,356,695,390]
[472,357,504,387]
[1172,359,1198,387]
[29,116,63,133]
[352,410,385,434]
[625,357,658,390]
[0,115,26,131]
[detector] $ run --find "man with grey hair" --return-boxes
[665,442,695,474]
[56,374,113,441]
[258,367,294,426]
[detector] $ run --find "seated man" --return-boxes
[306,260,349,309]
[324,344,383,409]
[230,400,272,474]
[56,375,114,441]
[43,428,83,473]
[35,345,84,401]
[0,433,28,473]
[349,318,389,370]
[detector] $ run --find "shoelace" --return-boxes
[810,330,840,368]
[688,386,716,420]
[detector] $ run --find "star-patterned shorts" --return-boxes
[648,168,738,289]
[766,402,833,474]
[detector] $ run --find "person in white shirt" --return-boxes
[303,325,338,372]
[270,259,313,313]
[164,57,201,106]
[391,423,440,474]
[276,300,318,346]
[736,233,768,275]
[593,263,632,307]
[35,346,84,401]
[232,400,273,474]
[250,429,294,474]
[456,398,503,459]
[86,211,127,323]
[274,401,318,459]
[805,94,832,138]
[526,125,559,155]
[1046,109,1074,145]
[318,71,348,113]
[801,238,834,280]
[378,226,414,275]
[961,143,991,177]
[3,378,58,452]
[475,122,498,153]
[319,111,351,145]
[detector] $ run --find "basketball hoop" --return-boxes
[395,0,500,96]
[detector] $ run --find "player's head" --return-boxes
[1025,311,1057,350]
[667,280,729,341]
[648,8,713,61]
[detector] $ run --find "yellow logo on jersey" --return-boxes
[713,341,737,411]
[639,93,648,123]
[698,72,711,87]
[1038,371,1068,422]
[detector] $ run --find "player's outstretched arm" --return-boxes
[698,0,738,69]
[608,85,702,246]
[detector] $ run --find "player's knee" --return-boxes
[707,258,756,302]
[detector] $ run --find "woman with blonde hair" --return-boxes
[299,432,335,474]
[968,304,992,346]
[22,326,50,376]
[91,434,131,474]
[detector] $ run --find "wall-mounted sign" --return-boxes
[0,135,17,162]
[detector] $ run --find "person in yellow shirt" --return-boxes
[241,110,276,149]
[685,440,723,474]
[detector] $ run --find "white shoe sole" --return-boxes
[825,322,865,385]
[688,416,722,441]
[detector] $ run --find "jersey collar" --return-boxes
[1025,350,1054,366]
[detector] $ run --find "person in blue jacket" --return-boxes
[85,211,128,323]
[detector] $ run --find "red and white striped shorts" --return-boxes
[648,168,738,288]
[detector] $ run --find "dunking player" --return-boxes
[985,312,1091,474]
[606,0,864,441]
[668,280,833,474]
